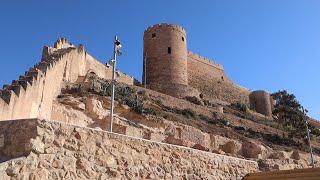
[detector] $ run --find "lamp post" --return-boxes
[303,107,315,168]
[108,36,122,132]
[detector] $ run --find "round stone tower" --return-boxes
[143,24,197,97]
[249,90,273,116]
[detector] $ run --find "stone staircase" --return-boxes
[244,167,320,180]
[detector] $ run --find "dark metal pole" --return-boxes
[109,36,117,132]
[303,107,315,168]
[144,52,147,88]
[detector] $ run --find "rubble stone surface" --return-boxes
[0,119,258,180]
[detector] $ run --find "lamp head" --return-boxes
[116,49,122,56]
[115,39,121,48]
[107,59,115,65]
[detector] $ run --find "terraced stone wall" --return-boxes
[0,119,258,179]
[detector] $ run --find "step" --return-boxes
[11,80,19,85]
[19,76,26,81]
[2,84,10,90]
[18,80,28,90]
[34,63,48,73]
[8,85,22,96]
[25,71,38,78]
[28,67,37,72]
[25,76,34,85]
[0,90,11,104]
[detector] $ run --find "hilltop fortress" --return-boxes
[2,23,320,179]
[143,24,273,116]
[0,23,272,121]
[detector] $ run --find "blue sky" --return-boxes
[0,1,319,119]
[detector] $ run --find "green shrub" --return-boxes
[181,108,197,119]
[231,102,248,113]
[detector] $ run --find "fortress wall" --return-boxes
[187,51,250,104]
[0,38,137,121]
[85,53,135,85]
[192,80,251,105]
[0,119,258,179]
[187,51,232,84]
[0,47,86,121]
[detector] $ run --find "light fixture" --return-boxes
[115,70,121,78]
[107,59,115,65]
[109,35,123,133]
[116,49,122,56]
[115,39,121,48]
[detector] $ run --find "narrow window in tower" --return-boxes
[182,37,185,42]
[221,76,224,81]
[152,33,156,38]
[168,47,171,54]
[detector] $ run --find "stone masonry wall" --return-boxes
[0,119,258,179]
[249,90,273,116]
[0,38,136,121]
[187,51,251,104]
[187,51,232,84]
[143,24,193,98]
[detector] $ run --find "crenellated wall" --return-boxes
[186,51,251,104]
[187,51,232,84]
[142,24,253,104]
[0,38,137,121]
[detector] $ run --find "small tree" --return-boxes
[271,90,317,139]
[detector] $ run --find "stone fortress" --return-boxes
[143,23,273,116]
[2,23,318,179]
[0,23,274,121]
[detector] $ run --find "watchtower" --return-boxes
[143,24,190,97]
[249,90,274,116]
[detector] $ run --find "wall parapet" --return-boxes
[144,23,186,35]
[187,51,224,71]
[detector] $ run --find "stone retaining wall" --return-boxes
[0,119,258,180]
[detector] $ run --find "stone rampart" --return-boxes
[143,24,252,103]
[187,51,225,72]
[0,119,258,179]
[186,51,251,104]
[0,38,136,121]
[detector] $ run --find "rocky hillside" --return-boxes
[50,73,320,171]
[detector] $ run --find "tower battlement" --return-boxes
[54,38,75,49]
[144,23,186,36]
[187,51,224,71]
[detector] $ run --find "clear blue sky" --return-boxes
[0,1,319,119]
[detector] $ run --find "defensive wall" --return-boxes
[186,51,252,104]
[0,38,137,121]
[143,23,252,105]
[187,51,232,84]
[0,119,259,179]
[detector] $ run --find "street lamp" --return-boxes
[303,107,315,168]
[108,36,122,132]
